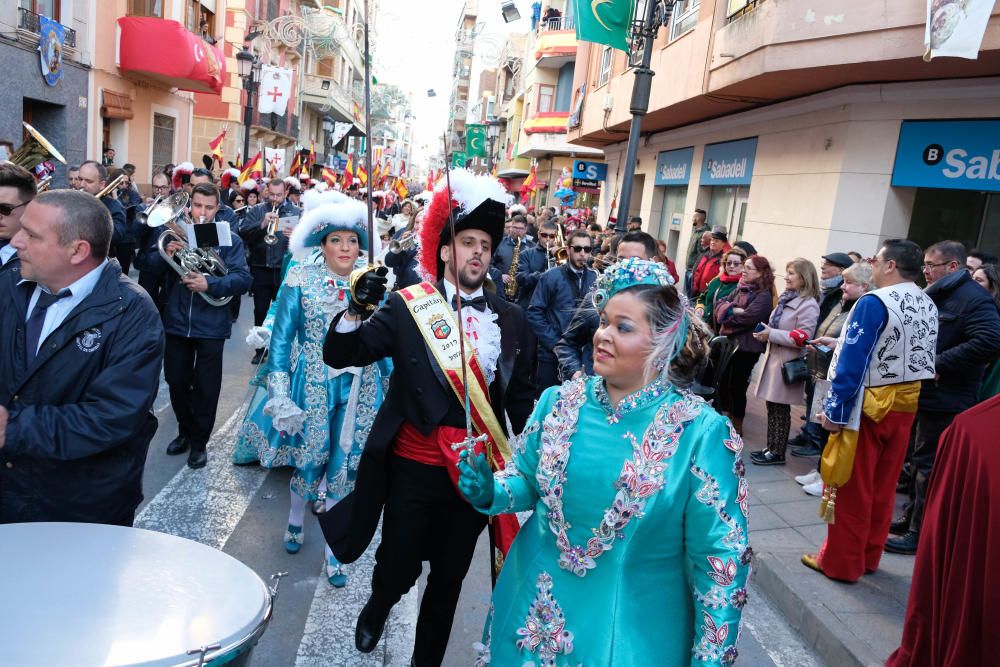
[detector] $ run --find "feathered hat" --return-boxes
[290,188,370,255]
[171,161,194,190]
[283,176,302,194]
[220,167,241,191]
[417,169,509,281]
[508,204,527,217]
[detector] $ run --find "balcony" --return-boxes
[301,73,357,125]
[17,7,77,49]
[523,111,570,135]
[539,15,575,32]
[534,26,577,68]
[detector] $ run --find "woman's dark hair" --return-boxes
[975,264,1000,308]
[614,284,709,388]
[228,190,244,207]
[745,254,774,292]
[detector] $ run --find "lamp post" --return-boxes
[236,46,261,170]
[486,118,500,176]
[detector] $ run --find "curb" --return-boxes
[752,551,885,667]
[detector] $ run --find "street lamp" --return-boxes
[486,118,501,175]
[236,46,261,170]
[500,1,521,23]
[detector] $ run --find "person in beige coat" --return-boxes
[749,258,820,465]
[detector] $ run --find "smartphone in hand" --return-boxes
[753,323,766,334]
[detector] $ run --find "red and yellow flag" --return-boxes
[238,151,262,185]
[342,156,354,188]
[394,177,408,199]
[355,163,368,186]
[321,166,337,186]
[308,141,316,173]
[208,130,225,167]
[288,151,302,180]
[372,161,383,187]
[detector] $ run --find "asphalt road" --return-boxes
[135,294,823,667]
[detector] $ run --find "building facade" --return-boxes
[569,1,1000,271]
[2,0,91,186]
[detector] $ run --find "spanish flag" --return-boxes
[208,130,225,167]
[238,151,263,185]
[288,151,302,180]
[353,100,362,123]
[520,163,538,204]
[394,177,408,199]
[321,166,338,186]
[308,141,316,172]
[342,156,354,188]
[355,163,368,186]
[372,161,383,187]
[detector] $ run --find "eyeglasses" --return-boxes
[0,201,27,216]
[538,232,555,239]
[233,198,245,204]
[921,260,952,270]
[153,185,170,192]
[724,261,743,267]
[570,245,592,253]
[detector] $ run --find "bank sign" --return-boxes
[892,120,1000,193]
[701,138,757,186]
[654,147,694,186]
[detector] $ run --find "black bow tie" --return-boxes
[455,295,488,312]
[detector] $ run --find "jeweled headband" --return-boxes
[591,257,677,309]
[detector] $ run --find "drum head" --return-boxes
[0,523,271,667]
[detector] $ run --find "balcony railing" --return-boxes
[540,15,575,32]
[18,7,77,48]
[726,0,766,24]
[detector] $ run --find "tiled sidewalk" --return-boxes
[740,397,913,667]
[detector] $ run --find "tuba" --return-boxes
[6,122,66,172]
[143,191,232,307]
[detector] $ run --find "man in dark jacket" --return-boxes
[887,240,1000,554]
[527,229,597,395]
[238,178,301,363]
[554,231,656,380]
[138,183,251,469]
[0,163,36,278]
[0,190,164,525]
[511,219,556,308]
[78,161,129,270]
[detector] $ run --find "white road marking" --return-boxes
[743,582,822,667]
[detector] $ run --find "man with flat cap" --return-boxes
[691,227,731,299]
[320,170,535,667]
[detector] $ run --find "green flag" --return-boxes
[451,151,467,168]
[574,0,635,52]
[465,124,487,157]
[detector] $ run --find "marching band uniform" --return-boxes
[236,191,389,587]
[320,170,536,666]
[137,203,251,468]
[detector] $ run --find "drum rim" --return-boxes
[178,585,274,666]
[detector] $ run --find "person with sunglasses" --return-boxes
[510,219,558,308]
[694,246,747,332]
[0,163,37,278]
[527,229,598,397]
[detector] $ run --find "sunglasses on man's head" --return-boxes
[0,201,27,216]
[570,245,592,253]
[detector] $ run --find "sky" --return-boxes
[371,0,527,170]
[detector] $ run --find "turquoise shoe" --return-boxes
[327,556,347,588]
[283,524,303,554]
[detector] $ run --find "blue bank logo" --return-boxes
[893,120,1000,193]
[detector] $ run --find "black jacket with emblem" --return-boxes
[319,280,536,562]
[0,261,165,524]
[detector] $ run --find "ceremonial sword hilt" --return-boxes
[451,432,489,457]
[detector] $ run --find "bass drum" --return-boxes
[0,522,273,666]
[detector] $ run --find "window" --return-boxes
[151,113,175,178]
[126,0,162,17]
[20,0,60,20]
[670,0,699,40]
[597,46,613,88]
[554,63,573,112]
[316,56,334,78]
[537,85,554,114]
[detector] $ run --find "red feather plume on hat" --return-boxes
[417,185,455,281]
[171,161,194,190]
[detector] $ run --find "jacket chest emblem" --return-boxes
[76,327,102,353]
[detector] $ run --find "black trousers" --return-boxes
[717,350,760,419]
[908,409,959,534]
[534,355,560,399]
[137,271,166,312]
[251,266,282,327]
[370,454,487,667]
[115,242,136,275]
[164,334,225,450]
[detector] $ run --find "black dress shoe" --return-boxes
[790,441,822,457]
[187,449,208,469]
[251,348,265,365]
[884,531,919,555]
[750,450,785,466]
[786,434,809,450]
[166,436,189,455]
[355,598,389,653]
[889,517,910,535]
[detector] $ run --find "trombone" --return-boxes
[96,173,127,199]
[264,204,280,245]
[548,225,569,269]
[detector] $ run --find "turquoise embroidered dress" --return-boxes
[474,376,750,666]
[233,261,389,501]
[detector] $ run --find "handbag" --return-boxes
[781,357,809,385]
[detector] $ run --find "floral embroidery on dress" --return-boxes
[536,379,703,577]
[693,611,735,663]
[594,377,667,424]
[723,421,743,454]
[691,463,748,554]
[515,572,574,665]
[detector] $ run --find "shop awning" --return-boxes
[101,89,134,120]
[497,168,530,178]
[118,17,226,94]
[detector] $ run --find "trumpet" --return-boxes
[547,225,569,269]
[96,173,127,199]
[143,191,232,307]
[36,175,53,193]
[264,204,280,245]
[388,231,417,254]
[135,195,164,225]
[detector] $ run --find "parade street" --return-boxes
[133,296,817,667]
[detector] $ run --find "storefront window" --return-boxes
[656,186,687,240]
[707,186,749,241]
[977,195,1000,257]
[907,188,987,255]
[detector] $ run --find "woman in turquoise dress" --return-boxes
[458,258,751,666]
[235,190,390,587]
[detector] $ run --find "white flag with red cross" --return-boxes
[258,65,293,116]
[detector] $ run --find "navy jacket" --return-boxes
[921,269,1000,413]
[528,263,598,363]
[513,244,550,308]
[553,295,598,379]
[0,262,164,524]
[238,200,301,268]
[102,196,128,245]
[137,226,251,339]
[491,236,535,276]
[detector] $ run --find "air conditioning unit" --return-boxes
[601,94,614,112]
